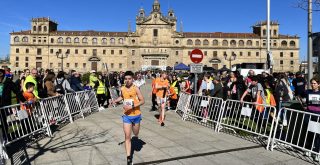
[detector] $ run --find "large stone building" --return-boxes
[9,0,299,73]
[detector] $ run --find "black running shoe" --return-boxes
[127,156,133,165]
[161,122,165,127]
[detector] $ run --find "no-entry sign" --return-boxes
[190,49,203,64]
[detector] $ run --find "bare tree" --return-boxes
[296,0,320,11]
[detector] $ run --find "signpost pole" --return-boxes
[194,74,197,94]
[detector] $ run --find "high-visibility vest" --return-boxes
[171,80,179,95]
[97,80,106,95]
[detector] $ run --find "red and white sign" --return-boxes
[190,49,203,64]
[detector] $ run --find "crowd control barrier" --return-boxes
[175,92,191,117]
[182,94,224,130]
[270,108,320,157]
[0,102,49,159]
[0,90,99,160]
[217,99,277,148]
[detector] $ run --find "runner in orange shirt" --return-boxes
[112,71,145,165]
[167,86,178,110]
[155,72,169,126]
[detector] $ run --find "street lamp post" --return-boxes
[224,52,237,70]
[56,51,69,71]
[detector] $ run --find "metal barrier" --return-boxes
[270,108,320,157]
[0,102,50,159]
[175,92,191,117]
[217,99,277,148]
[182,94,224,130]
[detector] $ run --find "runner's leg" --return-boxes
[132,123,140,137]
[123,123,132,157]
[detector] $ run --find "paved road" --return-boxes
[5,81,315,165]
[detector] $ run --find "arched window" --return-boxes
[102,38,107,44]
[222,40,228,46]
[119,38,124,44]
[44,26,47,32]
[110,38,115,44]
[239,40,244,46]
[187,39,193,45]
[74,37,79,43]
[195,39,201,45]
[131,39,136,44]
[289,41,296,47]
[33,26,36,31]
[38,26,42,32]
[281,40,287,47]
[57,37,63,43]
[22,37,28,42]
[82,37,88,43]
[66,37,71,43]
[212,40,218,46]
[14,36,20,42]
[230,40,236,46]
[246,40,253,46]
[92,38,97,44]
[203,39,209,46]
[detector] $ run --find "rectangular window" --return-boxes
[132,50,135,55]
[38,40,41,43]
[256,41,259,46]
[16,48,19,53]
[93,49,97,56]
[44,40,46,43]
[58,49,62,53]
[280,60,283,65]
[240,52,243,56]
[50,49,53,54]
[25,57,29,61]
[280,52,283,57]
[153,29,158,37]
[290,60,294,65]
[204,51,207,56]
[75,63,78,68]
[119,63,122,69]
[213,51,217,57]
[176,51,179,55]
[132,61,135,65]
[119,50,123,55]
[75,49,78,54]
[25,63,28,67]
[248,52,251,56]
[83,49,87,54]
[83,63,86,68]
[15,62,19,67]
[256,52,259,57]
[111,50,114,55]
[66,49,70,54]
[37,48,42,55]
[66,63,70,67]
[36,57,42,60]
[290,52,294,57]
[16,57,19,61]
[26,48,29,53]
[103,50,106,55]
[50,63,53,68]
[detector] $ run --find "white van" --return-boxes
[232,63,269,77]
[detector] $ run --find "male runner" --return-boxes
[112,71,145,165]
[155,72,169,126]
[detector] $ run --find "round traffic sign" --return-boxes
[190,49,203,64]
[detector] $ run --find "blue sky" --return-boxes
[0,0,319,61]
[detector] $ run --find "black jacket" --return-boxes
[1,78,25,107]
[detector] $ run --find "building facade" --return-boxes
[9,0,300,73]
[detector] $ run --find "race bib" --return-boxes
[123,99,134,106]
[309,94,320,105]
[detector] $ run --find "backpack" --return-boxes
[55,79,65,94]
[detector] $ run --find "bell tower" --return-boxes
[152,0,160,13]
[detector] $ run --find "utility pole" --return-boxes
[308,0,313,87]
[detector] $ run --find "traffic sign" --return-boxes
[190,63,203,73]
[190,49,203,63]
